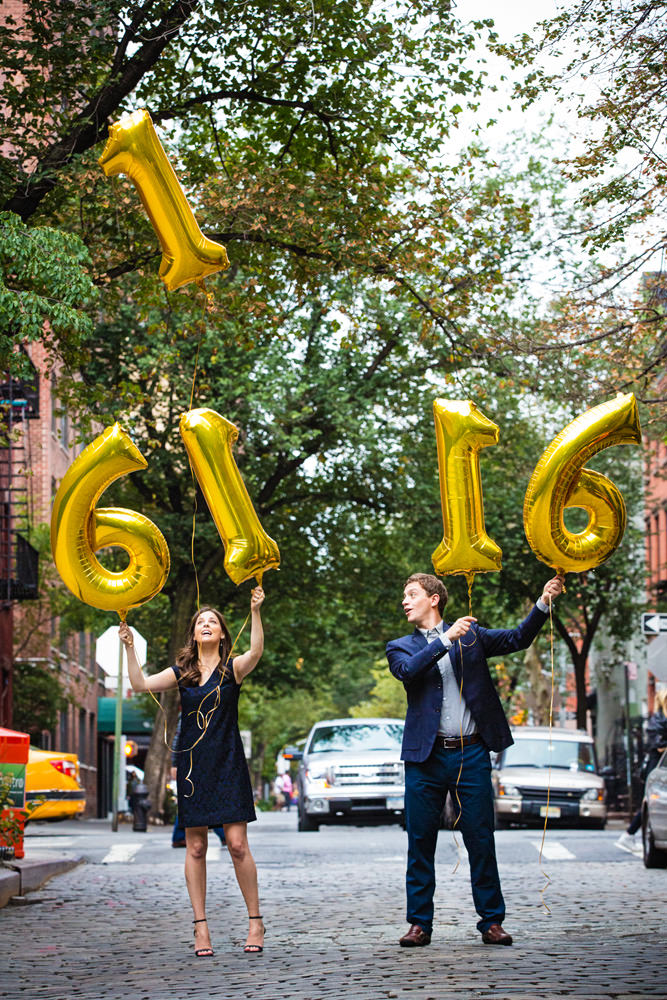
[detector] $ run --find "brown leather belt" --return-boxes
[436,733,481,750]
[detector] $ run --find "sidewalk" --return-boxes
[0,850,82,908]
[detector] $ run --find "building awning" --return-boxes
[647,634,667,683]
[97,697,155,735]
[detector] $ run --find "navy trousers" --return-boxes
[404,741,504,934]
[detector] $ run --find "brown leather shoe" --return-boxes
[481,923,513,946]
[399,924,431,947]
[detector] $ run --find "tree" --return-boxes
[494,1,667,424]
[0,212,96,383]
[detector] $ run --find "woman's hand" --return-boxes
[251,586,265,612]
[119,621,134,647]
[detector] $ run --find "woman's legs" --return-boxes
[185,827,212,952]
[224,822,264,948]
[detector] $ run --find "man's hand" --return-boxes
[445,616,477,642]
[541,575,565,606]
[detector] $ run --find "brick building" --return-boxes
[644,434,667,707]
[1,342,105,816]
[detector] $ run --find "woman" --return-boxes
[119,586,265,957]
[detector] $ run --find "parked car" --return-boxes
[296,717,405,832]
[642,749,667,867]
[25,747,86,822]
[492,726,606,829]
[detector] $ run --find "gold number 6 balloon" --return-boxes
[99,109,229,291]
[180,408,280,586]
[523,392,642,574]
[51,424,170,619]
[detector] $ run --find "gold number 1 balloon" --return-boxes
[431,399,502,579]
[51,424,170,617]
[99,109,229,291]
[523,392,642,574]
[180,408,280,585]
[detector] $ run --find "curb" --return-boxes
[0,855,83,908]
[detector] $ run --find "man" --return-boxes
[386,571,564,947]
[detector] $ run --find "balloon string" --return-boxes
[537,598,556,914]
[146,611,252,798]
[186,282,214,611]
[451,572,476,874]
[450,634,465,875]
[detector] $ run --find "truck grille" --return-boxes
[518,786,585,805]
[332,762,402,786]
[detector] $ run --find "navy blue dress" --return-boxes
[172,662,256,828]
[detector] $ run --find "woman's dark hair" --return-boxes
[175,606,233,687]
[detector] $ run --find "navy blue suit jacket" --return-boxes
[386,603,549,762]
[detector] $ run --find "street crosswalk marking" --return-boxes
[530,840,576,860]
[101,843,143,864]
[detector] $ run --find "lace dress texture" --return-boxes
[172,663,256,828]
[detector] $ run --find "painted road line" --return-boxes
[101,843,143,864]
[530,840,576,860]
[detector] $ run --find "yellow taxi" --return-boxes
[25,747,86,821]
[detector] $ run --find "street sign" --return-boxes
[642,613,667,635]
[96,626,147,673]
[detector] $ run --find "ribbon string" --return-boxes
[537,598,556,914]
[147,610,251,797]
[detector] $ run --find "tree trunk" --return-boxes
[573,650,589,730]
[144,582,196,821]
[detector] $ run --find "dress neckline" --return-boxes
[198,660,222,687]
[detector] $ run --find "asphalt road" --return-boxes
[1,812,665,1000]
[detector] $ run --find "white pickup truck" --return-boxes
[294,717,405,832]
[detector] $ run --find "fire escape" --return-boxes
[0,359,40,726]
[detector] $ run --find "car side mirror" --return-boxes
[282,746,303,762]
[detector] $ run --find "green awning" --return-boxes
[97,697,155,735]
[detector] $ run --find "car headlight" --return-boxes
[582,787,604,801]
[306,765,333,786]
[498,783,521,797]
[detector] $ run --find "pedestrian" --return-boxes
[170,716,226,850]
[386,571,564,948]
[272,773,285,811]
[119,586,266,957]
[616,686,667,854]
[281,770,293,811]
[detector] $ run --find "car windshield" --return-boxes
[502,738,597,772]
[308,723,404,753]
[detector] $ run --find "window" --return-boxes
[59,708,68,751]
[79,709,87,763]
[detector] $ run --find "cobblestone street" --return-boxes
[1,814,665,999]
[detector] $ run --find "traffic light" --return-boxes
[124,740,138,759]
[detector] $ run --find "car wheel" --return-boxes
[297,809,319,832]
[642,810,667,868]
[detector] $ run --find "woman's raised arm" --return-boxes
[119,621,178,693]
[233,587,265,683]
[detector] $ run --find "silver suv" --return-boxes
[493,726,607,829]
[296,717,405,832]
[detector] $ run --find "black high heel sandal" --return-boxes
[244,915,265,954]
[193,918,214,958]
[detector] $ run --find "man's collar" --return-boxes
[417,620,444,637]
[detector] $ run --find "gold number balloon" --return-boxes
[51,424,170,617]
[431,399,502,579]
[523,392,642,574]
[180,408,280,585]
[99,109,229,291]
